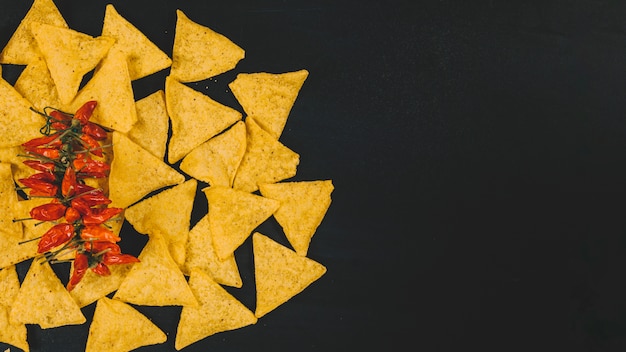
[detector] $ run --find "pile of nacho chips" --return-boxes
[0,0,333,351]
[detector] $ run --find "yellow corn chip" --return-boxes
[232,117,299,193]
[127,90,169,159]
[252,232,326,318]
[0,78,44,148]
[258,180,334,256]
[182,214,242,288]
[0,147,33,185]
[0,163,22,239]
[180,120,246,187]
[229,70,309,139]
[13,56,62,111]
[165,75,242,164]
[175,269,257,350]
[86,297,166,352]
[0,0,68,65]
[10,259,86,328]
[69,262,135,308]
[0,265,29,352]
[113,233,198,307]
[108,132,185,209]
[171,10,245,82]
[204,186,279,261]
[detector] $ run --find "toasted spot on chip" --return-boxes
[252,232,326,318]
[86,297,166,352]
[128,90,169,159]
[0,265,28,352]
[175,269,257,350]
[14,56,62,111]
[232,117,299,193]
[259,180,334,256]
[171,10,245,83]
[165,75,242,164]
[180,120,246,187]
[229,70,309,139]
[0,78,44,148]
[203,186,279,261]
[69,262,135,308]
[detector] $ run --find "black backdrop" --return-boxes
[2,0,626,351]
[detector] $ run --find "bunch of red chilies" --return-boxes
[18,100,138,291]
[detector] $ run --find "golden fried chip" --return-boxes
[170,10,245,82]
[0,163,22,239]
[125,179,197,268]
[113,233,198,307]
[232,117,299,193]
[86,297,166,352]
[0,265,29,352]
[180,120,246,187]
[30,21,115,105]
[69,262,135,308]
[229,70,309,139]
[108,132,185,209]
[0,77,44,148]
[0,148,33,185]
[165,75,242,164]
[13,56,62,111]
[0,0,68,65]
[10,259,86,328]
[175,269,257,350]
[127,90,169,159]
[204,186,279,261]
[182,215,242,288]
[259,180,334,256]
[252,232,326,318]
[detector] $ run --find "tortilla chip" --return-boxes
[69,262,135,308]
[229,70,309,139]
[10,259,86,328]
[113,233,198,307]
[165,75,242,164]
[125,179,197,268]
[175,269,257,350]
[232,117,299,193]
[102,4,172,80]
[170,10,245,82]
[258,180,334,256]
[86,297,166,352]
[180,120,246,187]
[203,186,279,261]
[182,214,242,288]
[127,90,169,159]
[252,232,326,318]
[108,131,185,209]
[0,0,68,65]
[30,21,115,105]
[0,77,44,148]
[0,163,22,239]
[0,266,29,352]
[13,56,62,111]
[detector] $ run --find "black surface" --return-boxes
[3,0,626,351]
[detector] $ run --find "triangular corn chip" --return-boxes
[180,120,246,187]
[175,269,257,350]
[86,297,166,352]
[0,163,22,239]
[30,21,115,105]
[0,265,29,352]
[127,90,169,159]
[182,214,242,288]
[203,186,279,260]
[170,10,245,82]
[0,0,68,65]
[165,75,242,163]
[0,77,44,148]
[10,259,86,328]
[232,117,299,193]
[108,132,185,209]
[229,70,309,139]
[125,179,197,267]
[69,262,135,308]
[113,233,198,307]
[0,147,33,186]
[258,180,334,256]
[102,4,172,80]
[252,232,326,318]
[14,56,62,111]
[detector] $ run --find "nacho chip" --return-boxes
[0,0,68,65]
[204,186,279,261]
[108,131,185,209]
[258,180,334,256]
[0,163,22,239]
[0,265,29,352]
[86,297,166,352]
[229,70,309,139]
[232,117,299,193]
[175,269,257,350]
[170,10,245,82]
[252,232,326,318]
[180,120,246,187]
[69,262,134,308]
[0,77,44,148]
[10,259,86,328]
[165,75,242,164]
[127,90,169,159]
[102,4,172,80]
[13,56,62,111]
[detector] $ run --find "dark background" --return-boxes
[2,0,626,351]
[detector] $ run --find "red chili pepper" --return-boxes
[67,253,88,291]
[64,207,81,223]
[61,167,77,198]
[84,240,121,254]
[103,253,140,266]
[19,174,58,197]
[82,207,122,225]
[91,262,111,276]
[22,160,56,173]
[73,189,111,207]
[74,101,98,125]
[22,133,63,149]
[37,223,74,253]
[79,134,103,157]
[82,122,108,141]
[30,202,67,221]
[69,198,93,216]
[80,225,121,242]
[24,147,60,159]
[73,157,109,178]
